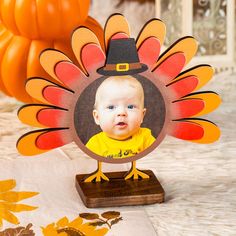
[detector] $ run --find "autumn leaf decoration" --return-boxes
[42,215,110,236]
[0,179,38,227]
[79,211,122,229]
[0,223,35,236]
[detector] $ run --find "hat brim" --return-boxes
[97,64,148,76]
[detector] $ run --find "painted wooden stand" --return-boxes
[75,170,165,208]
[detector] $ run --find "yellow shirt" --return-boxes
[86,128,155,159]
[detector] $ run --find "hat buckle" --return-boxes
[116,63,129,72]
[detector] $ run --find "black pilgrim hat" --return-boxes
[97,38,148,76]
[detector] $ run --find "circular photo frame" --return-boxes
[70,72,169,164]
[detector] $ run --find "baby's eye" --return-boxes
[107,105,115,110]
[127,104,135,109]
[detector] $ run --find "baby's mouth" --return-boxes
[116,122,127,127]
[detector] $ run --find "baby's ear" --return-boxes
[143,108,146,117]
[141,108,146,123]
[93,109,100,125]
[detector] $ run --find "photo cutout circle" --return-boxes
[17,13,221,179]
[72,72,168,163]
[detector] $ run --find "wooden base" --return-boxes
[75,170,165,208]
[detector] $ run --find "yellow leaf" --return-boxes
[41,224,60,236]
[0,202,38,212]
[56,216,69,227]
[0,191,39,202]
[0,209,19,225]
[85,227,109,236]
[78,223,104,236]
[42,216,110,236]
[94,228,109,236]
[68,216,83,228]
[41,223,55,231]
[0,179,16,193]
[57,233,67,236]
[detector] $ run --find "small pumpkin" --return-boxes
[0,1,103,103]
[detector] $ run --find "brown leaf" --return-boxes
[0,223,35,236]
[89,221,106,227]
[25,223,33,230]
[101,211,120,220]
[79,213,99,220]
[19,229,35,236]
[20,223,35,236]
[111,217,123,226]
[57,227,85,236]
[0,228,15,236]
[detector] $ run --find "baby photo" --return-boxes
[86,75,155,159]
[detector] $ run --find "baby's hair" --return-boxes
[94,76,144,109]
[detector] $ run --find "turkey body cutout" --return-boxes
[17,14,220,207]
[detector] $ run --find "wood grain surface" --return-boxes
[76,170,164,208]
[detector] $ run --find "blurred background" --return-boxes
[90,0,236,73]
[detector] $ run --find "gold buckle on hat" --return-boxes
[116,63,129,72]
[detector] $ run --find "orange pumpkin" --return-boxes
[0,0,90,39]
[0,1,104,103]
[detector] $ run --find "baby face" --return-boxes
[93,77,146,140]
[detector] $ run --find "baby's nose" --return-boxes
[117,107,127,116]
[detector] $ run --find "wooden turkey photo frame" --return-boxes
[17,14,221,208]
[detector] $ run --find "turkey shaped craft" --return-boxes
[17,14,221,207]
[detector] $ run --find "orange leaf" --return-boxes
[0,191,38,202]
[0,209,19,225]
[0,179,16,193]
[56,217,69,227]
[0,202,38,212]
